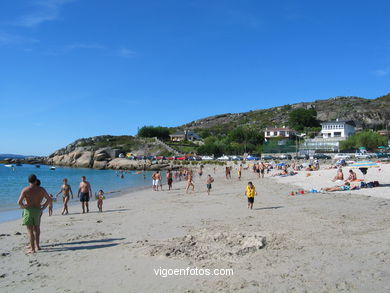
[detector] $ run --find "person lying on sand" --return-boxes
[321,182,354,192]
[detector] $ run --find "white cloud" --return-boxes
[372,69,389,77]
[13,0,76,27]
[0,32,39,47]
[65,43,106,51]
[118,47,136,58]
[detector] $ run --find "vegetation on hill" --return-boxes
[137,126,170,139]
[179,93,390,134]
[197,127,264,156]
[340,131,388,151]
[288,108,319,131]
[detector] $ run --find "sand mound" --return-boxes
[149,229,266,262]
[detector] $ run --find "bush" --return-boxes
[340,131,388,151]
[138,126,170,139]
[288,108,319,131]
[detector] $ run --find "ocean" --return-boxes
[0,164,156,222]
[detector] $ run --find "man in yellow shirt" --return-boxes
[245,181,257,209]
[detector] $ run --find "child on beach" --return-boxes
[245,182,257,210]
[96,190,104,212]
[48,194,54,216]
[206,175,214,195]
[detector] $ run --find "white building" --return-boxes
[301,120,356,152]
[320,120,356,138]
[264,126,296,139]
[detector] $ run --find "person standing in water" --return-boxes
[77,176,92,213]
[55,178,73,215]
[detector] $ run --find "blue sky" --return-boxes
[0,0,389,155]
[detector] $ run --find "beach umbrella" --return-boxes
[277,163,286,167]
[349,161,379,175]
[378,146,386,149]
[349,161,379,168]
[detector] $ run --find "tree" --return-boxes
[137,126,170,139]
[340,131,388,151]
[288,108,319,131]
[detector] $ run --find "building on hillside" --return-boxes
[264,126,296,139]
[301,120,356,152]
[169,130,201,142]
[378,129,390,138]
[320,120,356,139]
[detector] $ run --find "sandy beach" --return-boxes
[1,164,390,293]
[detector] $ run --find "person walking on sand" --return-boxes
[186,170,195,193]
[55,178,73,215]
[206,174,214,195]
[17,174,52,253]
[238,164,243,181]
[166,170,173,191]
[225,166,231,179]
[245,181,257,210]
[77,176,92,213]
[96,190,104,212]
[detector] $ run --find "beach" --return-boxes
[1,164,390,293]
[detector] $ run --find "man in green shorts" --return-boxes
[17,174,52,253]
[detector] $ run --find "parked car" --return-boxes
[245,155,260,160]
[293,154,309,160]
[230,156,243,161]
[167,156,176,160]
[374,152,390,158]
[201,155,214,160]
[354,153,371,159]
[217,155,230,161]
[279,154,292,160]
[176,156,187,160]
[261,155,274,160]
[313,154,332,160]
[155,156,165,160]
[334,153,351,160]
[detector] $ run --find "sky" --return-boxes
[0,0,389,155]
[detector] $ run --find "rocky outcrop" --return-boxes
[45,145,172,170]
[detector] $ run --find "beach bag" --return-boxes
[373,181,380,187]
[366,182,374,188]
[360,182,367,188]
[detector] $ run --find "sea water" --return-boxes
[0,164,156,222]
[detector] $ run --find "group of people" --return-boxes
[18,164,265,254]
[17,174,106,253]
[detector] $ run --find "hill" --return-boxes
[179,93,390,133]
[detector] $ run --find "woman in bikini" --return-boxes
[55,178,73,215]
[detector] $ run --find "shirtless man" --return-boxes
[166,170,173,191]
[186,170,195,193]
[17,174,52,253]
[55,178,73,215]
[77,176,92,213]
[152,171,162,191]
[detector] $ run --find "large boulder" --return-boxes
[107,158,139,170]
[73,151,93,168]
[93,160,108,170]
